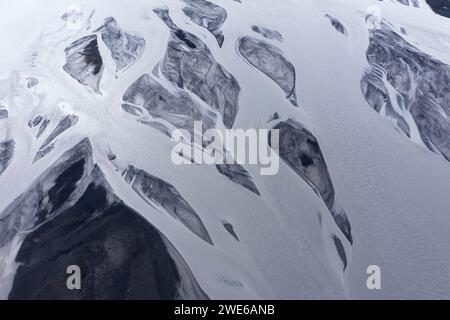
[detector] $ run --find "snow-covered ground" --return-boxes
[0,0,449,299]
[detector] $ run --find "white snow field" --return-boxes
[0,0,449,299]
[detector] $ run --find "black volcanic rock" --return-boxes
[154,8,240,129]
[333,235,347,271]
[216,164,260,196]
[63,35,104,93]
[0,140,14,176]
[270,120,352,244]
[251,26,283,42]
[361,21,450,161]
[122,165,213,245]
[272,120,335,209]
[222,221,239,242]
[426,0,450,18]
[182,0,228,47]
[238,36,298,106]
[1,138,208,300]
[122,74,216,136]
[96,17,145,72]
[0,109,8,120]
[325,14,347,36]
[34,115,79,163]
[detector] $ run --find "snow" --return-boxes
[305,0,450,298]
[0,0,449,299]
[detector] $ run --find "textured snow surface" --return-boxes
[0,0,449,299]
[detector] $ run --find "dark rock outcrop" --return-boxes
[222,221,239,242]
[1,138,208,299]
[333,235,347,271]
[325,14,347,36]
[0,140,14,176]
[122,165,213,245]
[182,0,227,47]
[216,164,260,196]
[34,115,79,162]
[96,17,145,72]
[63,35,104,93]
[270,120,352,244]
[154,8,240,129]
[426,0,450,17]
[238,36,298,106]
[251,25,283,42]
[122,74,216,136]
[361,21,450,161]
[0,109,8,120]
